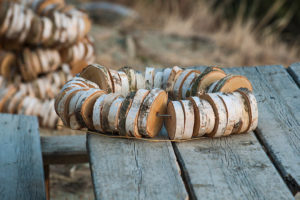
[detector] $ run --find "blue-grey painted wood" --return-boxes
[225,65,300,195]
[287,62,300,87]
[174,132,293,200]
[87,128,188,200]
[0,114,46,200]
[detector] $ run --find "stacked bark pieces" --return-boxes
[0,0,95,128]
[55,74,167,137]
[55,64,258,139]
[165,90,258,139]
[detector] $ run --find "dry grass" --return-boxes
[131,0,299,67]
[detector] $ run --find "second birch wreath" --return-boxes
[55,64,258,139]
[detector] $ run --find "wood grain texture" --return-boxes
[287,62,300,87]
[224,66,300,194]
[87,128,188,200]
[41,135,88,164]
[0,114,46,200]
[174,133,293,200]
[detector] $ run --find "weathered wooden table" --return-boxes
[87,64,300,200]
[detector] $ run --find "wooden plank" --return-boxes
[0,114,46,200]
[172,66,294,200]
[224,65,300,194]
[87,128,188,200]
[287,62,300,87]
[174,133,293,200]
[41,135,88,164]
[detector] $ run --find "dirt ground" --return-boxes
[49,1,300,199]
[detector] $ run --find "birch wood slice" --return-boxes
[125,89,150,138]
[209,66,225,72]
[179,100,194,139]
[67,89,90,128]
[232,92,250,134]
[181,72,198,99]
[218,93,241,136]
[172,69,191,100]
[177,70,201,100]
[55,86,80,112]
[24,98,37,116]
[165,101,185,139]
[74,89,104,129]
[110,69,122,94]
[63,78,97,90]
[166,66,182,99]
[213,74,253,93]
[198,98,215,135]
[106,67,115,93]
[138,88,168,137]
[162,68,172,89]
[118,92,136,136]
[118,71,130,97]
[7,90,26,114]
[69,89,98,130]
[207,80,220,93]
[81,90,106,130]
[188,96,201,137]
[56,88,85,125]
[120,66,136,91]
[188,96,214,137]
[31,51,42,75]
[101,93,122,132]
[0,85,16,112]
[2,91,14,113]
[61,81,87,91]
[153,71,163,89]
[200,93,227,137]
[145,67,155,90]
[79,64,113,92]
[0,52,15,79]
[92,94,107,132]
[135,71,145,90]
[107,96,124,132]
[190,68,226,96]
[236,88,258,133]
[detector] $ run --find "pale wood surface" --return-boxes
[225,65,300,194]
[288,62,300,87]
[87,65,299,199]
[0,114,46,200]
[87,128,188,200]
[41,134,88,164]
[174,133,293,200]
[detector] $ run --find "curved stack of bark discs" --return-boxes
[0,0,95,128]
[165,90,258,139]
[55,71,168,138]
[56,64,258,139]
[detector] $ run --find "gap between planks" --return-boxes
[171,142,197,200]
[286,64,300,88]
[253,128,298,195]
[224,66,300,196]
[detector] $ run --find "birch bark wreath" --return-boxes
[55,64,258,139]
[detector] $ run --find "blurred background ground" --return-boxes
[51,0,300,199]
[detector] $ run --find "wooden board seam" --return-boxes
[253,128,298,195]
[171,142,197,200]
[286,68,300,88]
